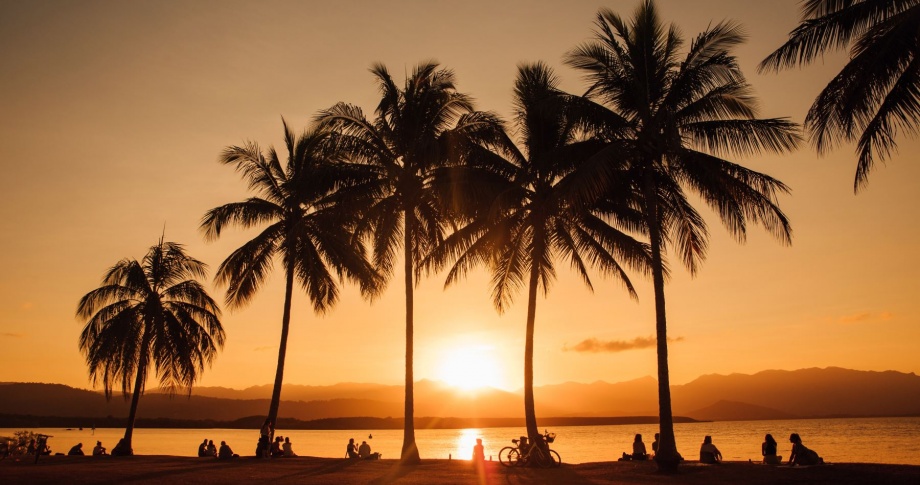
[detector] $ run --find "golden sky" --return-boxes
[1,0,918,392]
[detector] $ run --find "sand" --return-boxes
[2,455,918,484]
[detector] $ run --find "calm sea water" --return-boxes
[5,417,919,465]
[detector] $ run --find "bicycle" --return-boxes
[498,430,561,468]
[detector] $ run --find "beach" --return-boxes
[3,456,918,484]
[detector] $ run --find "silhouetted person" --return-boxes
[218,440,236,459]
[68,443,84,456]
[257,419,272,458]
[198,438,208,457]
[762,433,781,465]
[282,437,297,457]
[358,440,371,458]
[632,433,648,460]
[472,438,485,464]
[92,441,107,456]
[346,438,359,459]
[788,433,823,466]
[699,435,722,464]
[271,436,284,458]
[652,433,660,456]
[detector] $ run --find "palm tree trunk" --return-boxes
[400,210,420,464]
[266,262,295,437]
[523,254,541,449]
[644,171,680,473]
[121,329,153,455]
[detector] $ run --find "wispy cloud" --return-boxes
[564,336,684,353]
[253,346,275,352]
[836,311,894,325]
[1,332,25,338]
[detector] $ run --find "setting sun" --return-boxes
[437,345,505,391]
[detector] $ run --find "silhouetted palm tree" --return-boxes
[200,119,378,435]
[567,0,800,471]
[317,62,503,463]
[760,0,920,191]
[77,238,224,455]
[423,62,650,451]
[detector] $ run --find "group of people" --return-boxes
[617,432,823,466]
[253,420,297,458]
[196,438,238,459]
[66,440,111,456]
[345,437,380,460]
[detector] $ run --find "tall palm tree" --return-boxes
[760,0,920,191]
[567,0,800,471]
[423,62,651,451]
[77,238,224,455]
[200,119,379,435]
[316,62,503,463]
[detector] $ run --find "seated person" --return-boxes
[92,441,107,456]
[472,438,485,463]
[346,438,359,459]
[699,435,722,464]
[632,433,648,460]
[788,433,823,466]
[197,438,208,457]
[282,437,297,457]
[762,433,782,465]
[207,440,217,457]
[357,440,380,459]
[68,443,84,456]
[270,436,284,458]
[218,441,236,459]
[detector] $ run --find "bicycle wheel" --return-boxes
[499,447,519,467]
[549,449,562,467]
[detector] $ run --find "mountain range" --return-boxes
[1,367,918,425]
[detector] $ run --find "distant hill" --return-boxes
[2,367,918,423]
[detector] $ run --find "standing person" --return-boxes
[632,434,648,460]
[699,436,722,464]
[472,438,485,464]
[762,434,781,465]
[788,433,824,466]
[92,441,107,456]
[197,438,208,457]
[282,437,297,457]
[652,433,660,457]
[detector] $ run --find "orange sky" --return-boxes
[1,0,918,393]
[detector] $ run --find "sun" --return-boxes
[437,345,505,391]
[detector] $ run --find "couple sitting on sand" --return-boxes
[346,438,380,460]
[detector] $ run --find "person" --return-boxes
[282,437,297,457]
[762,433,782,465]
[346,438,359,459]
[218,440,237,459]
[358,440,371,458]
[632,433,648,460]
[197,438,208,457]
[472,438,485,464]
[111,438,131,456]
[651,433,660,457]
[788,433,823,466]
[68,443,84,456]
[270,436,284,458]
[258,419,272,458]
[92,441,107,456]
[699,435,722,464]
[206,440,217,457]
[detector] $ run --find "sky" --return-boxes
[1,0,918,393]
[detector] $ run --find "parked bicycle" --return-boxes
[499,430,561,468]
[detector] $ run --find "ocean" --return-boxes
[5,416,918,465]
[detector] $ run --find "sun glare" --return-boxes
[437,345,505,391]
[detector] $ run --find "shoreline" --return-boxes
[3,455,919,484]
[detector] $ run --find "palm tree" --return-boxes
[316,62,503,463]
[77,238,224,455]
[566,0,800,471]
[200,119,379,435]
[423,62,651,451]
[759,0,920,191]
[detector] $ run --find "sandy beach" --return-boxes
[2,455,918,484]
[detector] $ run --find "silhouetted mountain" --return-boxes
[3,367,919,423]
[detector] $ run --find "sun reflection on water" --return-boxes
[454,428,482,460]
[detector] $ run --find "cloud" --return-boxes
[1,332,25,338]
[837,312,894,325]
[564,336,684,353]
[253,346,275,352]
